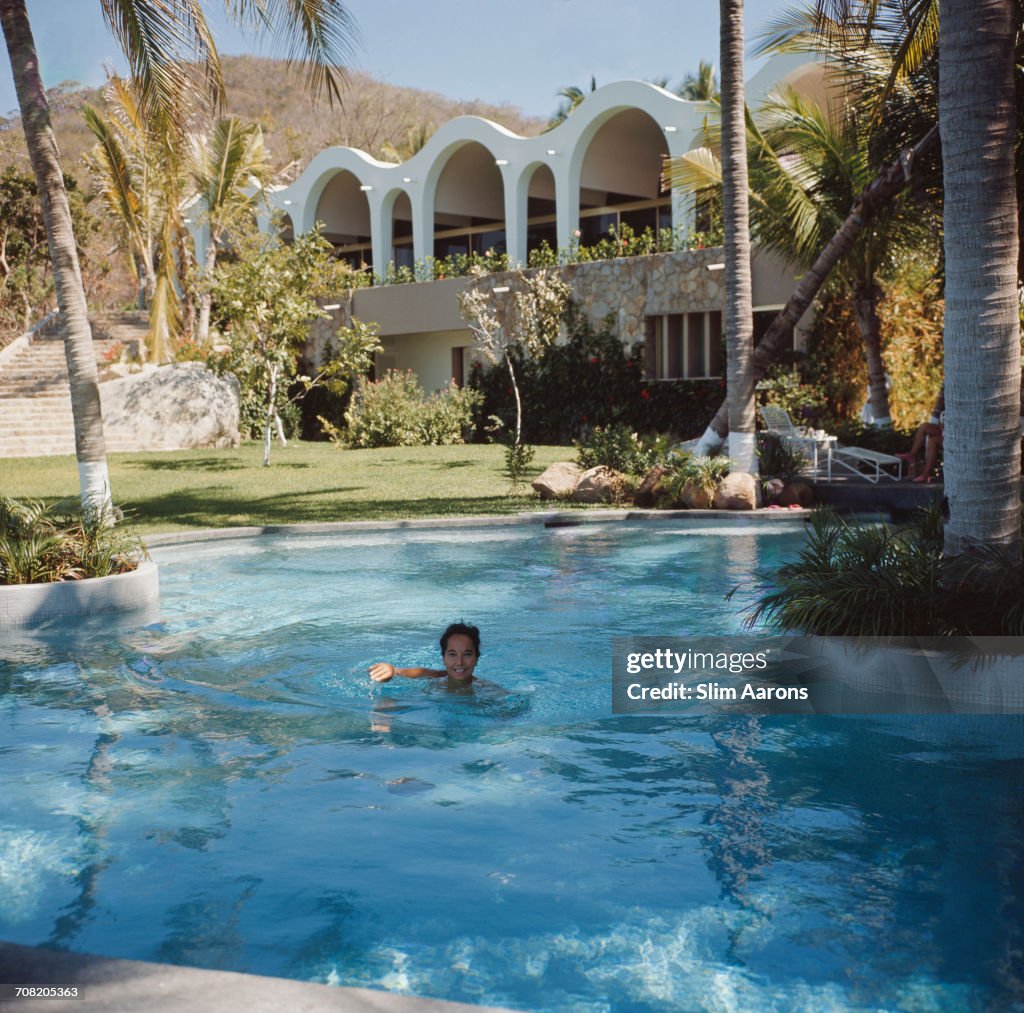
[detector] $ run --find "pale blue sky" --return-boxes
[1,0,791,121]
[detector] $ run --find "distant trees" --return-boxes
[0,165,94,335]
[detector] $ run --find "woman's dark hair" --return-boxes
[440,622,481,656]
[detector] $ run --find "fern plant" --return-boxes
[0,498,145,585]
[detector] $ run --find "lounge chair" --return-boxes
[759,405,903,483]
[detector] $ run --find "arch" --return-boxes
[313,170,373,269]
[427,139,507,262]
[388,190,414,270]
[571,107,671,249]
[520,162,557,262]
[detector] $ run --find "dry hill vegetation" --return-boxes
[0,56,543,341]
[0,55,544,179]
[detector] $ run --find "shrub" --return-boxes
[756,431,809,484]
[0,498,145,585]
[419,382,484,445]
[343,370,481,448]
[576,423,663,476]
[742,507,1024,636]
[469,303,722,444]
[663,455,731,506]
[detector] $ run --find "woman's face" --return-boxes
[443,633,478,681]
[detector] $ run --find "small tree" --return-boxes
[458,269,569,448]
[211,229,379,465]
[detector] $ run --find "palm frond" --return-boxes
[229,0,361,106]
[662,145,721,193]
[100,0,224,123]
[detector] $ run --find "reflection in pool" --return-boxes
[1,522,1021,1011]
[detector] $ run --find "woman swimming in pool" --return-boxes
[369,622,481,688]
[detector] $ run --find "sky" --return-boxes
[0,0,791,122]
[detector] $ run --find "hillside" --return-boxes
[0,55,546,182]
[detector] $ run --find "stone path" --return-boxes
[0,313,149,458]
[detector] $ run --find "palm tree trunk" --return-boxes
[852,278,892,427]
[939,0,1021,561]
[0,0,110,513]
[692,123,940,455]
[196,240,218,344]
[720,0,756,473]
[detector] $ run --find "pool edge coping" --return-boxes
[143,507,819,547]
[0,939,522,1012]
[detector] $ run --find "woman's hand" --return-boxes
[369,662,397,683]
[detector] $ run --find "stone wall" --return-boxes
[303,248,731,367]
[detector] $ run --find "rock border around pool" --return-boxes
[0,560,160,629]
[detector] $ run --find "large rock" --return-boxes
[713,472,758,511]
[532,461,582,500]
[634,464,669,507]
[676,481,715,510]
[101,362,240,451]
[571,465,627,504]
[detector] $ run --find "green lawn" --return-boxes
[0,442,577,534]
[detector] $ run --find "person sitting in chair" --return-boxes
[897,389,944,483]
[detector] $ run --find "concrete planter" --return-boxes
[0,560,159,629]
[811,637,1024,714]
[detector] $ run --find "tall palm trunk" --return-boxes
[692,123,940,455]
[939,0,1021,560]
[851,277,892,426]
[720,0,756,474]
[0,0,110,513]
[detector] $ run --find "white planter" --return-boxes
[0,560,159,629]
[810,637,1024,714]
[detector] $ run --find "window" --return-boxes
[644,311,723,379]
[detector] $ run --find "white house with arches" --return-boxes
[196,54,822,393]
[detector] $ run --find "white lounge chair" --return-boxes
[759,405,903,483]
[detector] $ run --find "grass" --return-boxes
[0,442,579,535]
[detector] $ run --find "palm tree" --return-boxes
[720,0,757,474]
[938,0,1020,561]
[679,60,720,101]
[0,0,357,514]
[773,0,1021,560]
[546,75,597,130]
[192,117,271,345]
[84,76,190,361]
[673,81,937,427]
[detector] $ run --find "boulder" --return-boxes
[571,465,627,504]
[777,481,814,508]
[532,461,582,500]
[676,482,715,510]
[101,362,240,451]
[634,464,669,507]
[713,472,758,511]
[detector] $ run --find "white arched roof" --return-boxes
[257,55,818,276]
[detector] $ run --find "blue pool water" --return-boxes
[1,521,1022,1011]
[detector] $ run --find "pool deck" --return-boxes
[0,941,521,1013]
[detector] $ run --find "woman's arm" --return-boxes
[368,662,444,683]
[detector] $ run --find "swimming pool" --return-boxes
[2,521,1022,1011]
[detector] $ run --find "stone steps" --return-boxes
[0,315,153,457]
